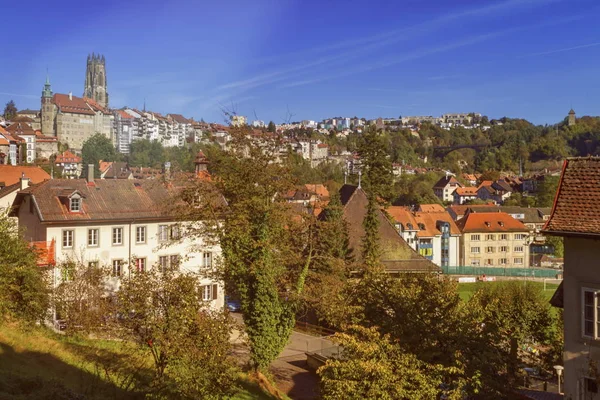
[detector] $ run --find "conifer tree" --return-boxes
[357,125,394,202]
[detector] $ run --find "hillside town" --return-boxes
[0,26,597,400]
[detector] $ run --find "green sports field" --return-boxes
[457,280,560,302]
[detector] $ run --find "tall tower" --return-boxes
[568,108,576,126]
[41,75,55,136]
[83,53,109,108]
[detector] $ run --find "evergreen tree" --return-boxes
[267,121,276,133]
[317,192,352,263]
[357,125,393,202]
[3,100,17,120]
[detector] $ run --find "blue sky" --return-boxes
[1,0,599,124]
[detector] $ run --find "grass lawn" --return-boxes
[457,280,560,302]
[0,322,280,400]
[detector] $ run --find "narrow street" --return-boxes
[230,313,333,400]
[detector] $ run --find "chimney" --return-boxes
[69,92,73,101]
[19,174,30,190]
[87,164,94,183]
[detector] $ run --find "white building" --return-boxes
[113,110,137,154]
[252,120,265,128]
[388,207,461,267]
[11,172,224,321]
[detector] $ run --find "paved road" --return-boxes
[229,312,332,400]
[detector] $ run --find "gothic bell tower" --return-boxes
[83,53,109,108]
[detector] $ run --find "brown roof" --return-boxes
[11,179,175,222]
[413,212,461,237]
[543,157,600,236]
[53,94,95,115]
[0,165,50,186]
[303,183,329,199]
[6,122,36,137]
[387,206,418,230]
[83,97,108,113]
[168,114,190,124]
[55,150,82,164]
[10,116,35,123]
[337,185,439,272]
[433,175,462,189]
[456,212,529,233]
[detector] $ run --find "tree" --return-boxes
[3,100,17,120]
[53,260,112,334]
[357,126,393,202]
[0,213,49,323]
[318,326,466,400]
[267,121,276,133]
[536,176,560,207]
[81,133,117,177]
[545,235,564,258]
[117,266,238,397]
[179,128,315,373]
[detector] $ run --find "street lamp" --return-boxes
[554,365,564,394]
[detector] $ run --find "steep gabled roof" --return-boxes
[337,185,439,272]
[543,157,600,237]
[433,175,462,189]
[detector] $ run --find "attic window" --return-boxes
[407,223,413,230]
[485,221,491,227]
[70,197,81,212]
[418,223,425,230]
[498,221,504,227]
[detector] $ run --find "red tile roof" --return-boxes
[454,187,478,196]
[413,211,461,237]
[53,94,95,115]
[419,204,445,212]
[117,110,134,119]
[0,165,51,186]
[55,150,82,164]
[387,206,418,230]
[168,114,190,124]
[456,212,529,233]
[6,122,36,136]
[303,183,329,199]
[543,157,600,236]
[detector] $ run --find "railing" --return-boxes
[441,265,561,278]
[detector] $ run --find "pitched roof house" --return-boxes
[433,175,463,202]
[388,206,461,267]
[10,177,224,320]
[541,157,600,400]
[456,212,530,267]
[335,185,439,273]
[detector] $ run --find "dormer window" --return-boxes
[70,197,81,212]
[485,221,491,227]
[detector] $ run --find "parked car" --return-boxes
[225,296,241,312]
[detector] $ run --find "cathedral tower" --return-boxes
[84,53,109,108]
[41,75,55,136]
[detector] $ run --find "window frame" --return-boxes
[112,227,124,246]
[135,257,146,273]
[514,257,523,265]
[203,252,212,269]
[88,228,99,247]
[62,229,74,249]
[112,259,123,277]
[158,225,168,242]
[582,288,600,340]
[500,234,508,241]
[514,246,524,253]
[69,197,81,212]
[470,247,480,254]
[135,226,147,244]
[470,234,480,241]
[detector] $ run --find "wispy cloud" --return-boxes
[0,92,38,99]
[279,14,584,89]
[216,0,564,94]
[520,41,600,57]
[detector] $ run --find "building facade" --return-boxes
[542,157,600,400]
[11,176,224,320]
[456,212,530,267]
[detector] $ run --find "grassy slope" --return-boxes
[457,281,559,302]
[0,323,279,400]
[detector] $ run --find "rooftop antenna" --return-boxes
[143,98,146,112]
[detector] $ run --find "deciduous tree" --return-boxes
[81,133,117,177]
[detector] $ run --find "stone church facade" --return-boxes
[40,55,113,151]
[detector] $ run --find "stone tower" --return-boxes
[83,53,109,108]
[41,75,55,136]
[568,108,576,126]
